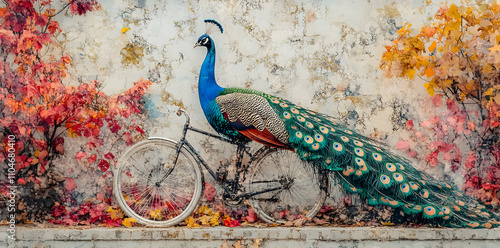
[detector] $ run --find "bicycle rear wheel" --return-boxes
[248,147,327,224]
[113,138,203,226]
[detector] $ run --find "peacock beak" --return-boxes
[193,42,200,48]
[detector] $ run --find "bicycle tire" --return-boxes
[113,138,203,226]
[248,147,327,224]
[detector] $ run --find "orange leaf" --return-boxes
[428,41,437,52]
[467,121,476,131]
[422,27,437,38]
[424,67,434,78]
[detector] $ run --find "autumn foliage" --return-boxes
[0,0,151,224]
[381,3,500,206]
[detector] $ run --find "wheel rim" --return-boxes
[114,139,202,226]
[249,148,327,224]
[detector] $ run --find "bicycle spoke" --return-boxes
[248,147,327,224]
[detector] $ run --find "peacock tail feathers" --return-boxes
[218,89,500,228]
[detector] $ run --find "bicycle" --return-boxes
[113,108,328,226]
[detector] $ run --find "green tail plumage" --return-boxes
[232,89,500,228]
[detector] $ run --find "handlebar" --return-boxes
[176,108,190,125]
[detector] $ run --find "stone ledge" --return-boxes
[2,226,500,248]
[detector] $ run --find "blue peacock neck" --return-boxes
[198,38,224,114]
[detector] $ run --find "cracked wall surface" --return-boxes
[51,0,474,201]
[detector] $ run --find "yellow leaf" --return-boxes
[404,68,416,79]
[428,41,437,52]
[196,205,214,215]
[122,218,137,227]
[424,67,434,78]
[122,194,130,201]
[447,4,461,20]
[482,64,494,74]
[150,209,162,219]
[198,215,212,226]
[484,87,494,97]
[185,216,199,228]
[121,27,130,33]
[424,83,435,96]
[381,221,395,226]
[450,46,460,53]
[68,128,78,138]
[397,23,412,36]
[110,209,124,220]
[210,212,221,226]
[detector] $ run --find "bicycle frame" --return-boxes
[150,109,284,201]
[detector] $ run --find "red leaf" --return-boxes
[70,0,97,15]
[465,152,477,169]
[425,151,439,167]
[104,153,115,160]
[431,94,443,107]
[38,163,46,174]
[244,207,258,223]
[395,140,410,151]
[98,159,110,172]
[405,119,414,129]
[18,178,26,185]
[65,177,77,191]
[108,120,121,133]
[203,182,217,202]
[75,151,87,161]
[446,99,459,113]
[38,150,48,160]
[47,20,60,34]
[442,152,452,161]
[123,132,133,146]
[222,216,241,227]
[407,150,417,157]
[88,154,97,163]
[135,126,145,134]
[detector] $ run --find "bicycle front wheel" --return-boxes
[248,147,327,224]
[113,138,203,226]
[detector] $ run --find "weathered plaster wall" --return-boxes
[53,0,475,201]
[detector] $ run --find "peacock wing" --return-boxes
[215,92,291,149]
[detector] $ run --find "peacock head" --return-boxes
[194,19,223,49]
[194,34,213,49]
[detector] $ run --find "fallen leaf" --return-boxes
[122,217,137,227]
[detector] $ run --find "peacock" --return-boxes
[193,19,500,228]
